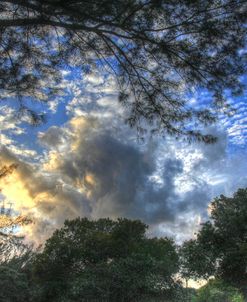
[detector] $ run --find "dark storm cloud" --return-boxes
[50,124,180,223]
[39,126,66,148]
[37,117,193,229]
[35,118,237,243]
[2,117,246,243]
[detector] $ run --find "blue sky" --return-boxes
[0,67,246,244]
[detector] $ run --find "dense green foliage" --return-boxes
[192,279,244,302]
[1,188,247,301]
[0,1,246,141]
[181,188,247,295]
[0,218,183,302]
[0,248,33,302]
[32,218,180,301]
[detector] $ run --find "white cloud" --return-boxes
[0,66,246,247]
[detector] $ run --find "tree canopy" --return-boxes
[0,0,246,141]
[32,217,180,301]
[0,247,33,302]
[180,188,247,294]
[192,279,244,302]
[1,189,247,301]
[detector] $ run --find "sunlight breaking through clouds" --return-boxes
[0,70,246,245]
[0,110,246,245]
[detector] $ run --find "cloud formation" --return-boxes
[0,71,246,245]
[2,112,246,245]
[38,117,182,225]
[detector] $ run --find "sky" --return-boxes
[0,68,247,245]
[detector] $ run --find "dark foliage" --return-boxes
[0,1,246,140]
[192,279,244,302]
[0,248,34,302]
[180,188,247,293]
[32,218,180,301]
[1,187,247,301]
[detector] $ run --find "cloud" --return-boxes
[0,116,193,243]
[0,45,246,246]
[1,106,247,245]
[0,145,91,243]
[39,117,194,227]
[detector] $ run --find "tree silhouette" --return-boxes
[0,164,18,181]
[33,217,180,301]
[0,0,246,141]
[180,188,247,295]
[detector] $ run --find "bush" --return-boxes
[193,279,244,302]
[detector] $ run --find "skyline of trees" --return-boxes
[0,187,247,301]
